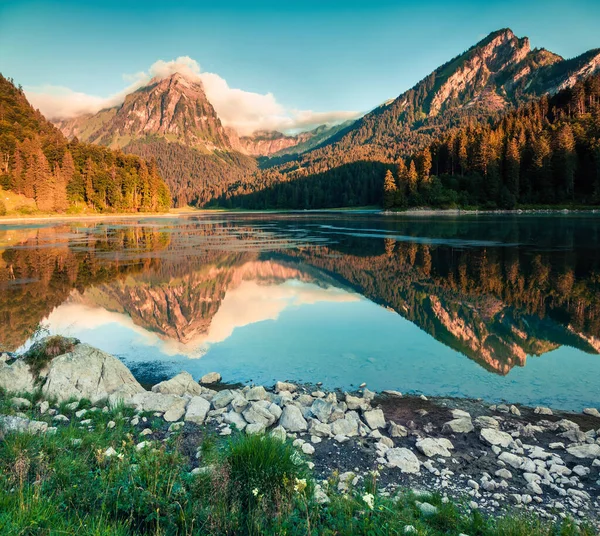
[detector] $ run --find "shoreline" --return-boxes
[1,339,599,529]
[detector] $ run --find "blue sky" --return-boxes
[1,0,599,132]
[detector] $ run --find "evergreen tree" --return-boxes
[383,169,397,209]
[407,160,418,194]
[505,138,520,198]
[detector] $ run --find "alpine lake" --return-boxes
[1,212,599,411]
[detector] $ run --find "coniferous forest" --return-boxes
[0,75,171,215]
[214,74,600,210]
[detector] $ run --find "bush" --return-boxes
[23,335,79,377]
[0,199,6,216]
[221,433,310,518]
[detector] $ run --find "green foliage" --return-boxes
[22,335,77,378]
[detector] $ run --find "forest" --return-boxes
[0,74,171,214]
[215,74,600,210]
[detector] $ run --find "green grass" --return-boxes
[0,388,596,536]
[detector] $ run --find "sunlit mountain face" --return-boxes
[1,213,600,409]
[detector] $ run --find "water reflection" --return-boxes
[1,214,600,408]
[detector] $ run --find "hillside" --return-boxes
[0,74,171,214]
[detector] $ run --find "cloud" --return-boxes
[24,56,361,134]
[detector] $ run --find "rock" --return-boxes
[480,428,513,448]
[41,344,145,403]
[224,411,247,430]
[331,416,358,437]
[168,422,185,432]
[388,421,408,437]
[152,372,202,396]
[0,415,48,434]
[106,420,116,429]
[53,414,69,423]
[363,409,386,430]
[510,405,521,416]
[38,401,49,414]
[314,484,329,504]
[136,441,150,451]
[383,390,402,397]
[403,526,417,534]
[334,434,349,443]
[211,390,237,409]
[345,394,369,411]
[11,397,31,410]
[566,444,600,459]
[245,423,266,435]
[129,392,187,416]
[279,405,308,432]
[442,417,474,434]
[310,398,334,423]
[309,421,332,437]
[416,437,454,457]
[230,394,249,413]
[296,394,314,406]
[270,426,287,442]
[0,359,37,393]
[534,406,553,415]
[105,447,117,457]
[386,448,421,473]
[200,372,221,384]
[495,468,512,479]
[549,442,565,450]
[498,452,524,469]
[245,386,268,401]
[243,403,276,427]
[451,409,471,419]
[583,408,600,418]
[275,381,297,393]
[267,402,282,420]
[184,396,211,425]
[474,416,499,429]
[573,465,590,477]
[140,428,152,436]
[527,481,543,495]
[302,443,315,455]
[417,501,438,516]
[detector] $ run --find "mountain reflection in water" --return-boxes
[1,214,599,409]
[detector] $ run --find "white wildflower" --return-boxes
[362,492,375,510]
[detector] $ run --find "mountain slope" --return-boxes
[268,29,600,176]
[0,74,171,214]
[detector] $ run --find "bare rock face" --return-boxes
[0,359,36,393]
[42,343,145,403]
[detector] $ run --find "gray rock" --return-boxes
[184,396,211,425]
[270,425,287,442]
[310,398,334,423]
[279,405,308,432]
[224,411,247,430]
[416,501,438,516]
[382,390,402,397]
[386,448,420,473]
[534,406,553,416]
[583,408,600,418]
[416,437,454,457]
[345,394,369,411]
[152,372,202,396]
[211,390,236,409]
[243,403,276,427]
[566,444,600,459]
[246,423,266,435]
[498,452,524,469]
[42,344,145,403]
[0,415,48,435]
[129,392,187,415]
[442,417,474,434]
[0,359,36,394]
[363,409,386,429]
[275,381,297,393]
[450,409,471,419]
[11,397,31,410]
[480,428,513,448]
[474,416,499,429]
[245,386,268,401]
[331,416,359,437]
[200,372,221,384]
[230,394,249,413]
[302,443,315,455]
[389,421,408,437]
[309,421,332,437]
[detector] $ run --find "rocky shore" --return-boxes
[1,339,599,529]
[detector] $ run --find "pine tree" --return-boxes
[53,165,69,212]
[383,169,397,209]
[12,145,24,193]
[505,138,520,198]
[555,123,576,200]
[407,160,418,194]
[23,154,36,198]
[34,148,54,211]
[84,157,95,207]
[419,148,432,182]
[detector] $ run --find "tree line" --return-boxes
[0,74,171,213]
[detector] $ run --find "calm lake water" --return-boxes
[1,212,599,410]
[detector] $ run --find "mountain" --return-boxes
[0,74,171,214]
[264,29,600,177]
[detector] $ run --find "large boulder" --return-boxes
[42,344,145,403]
[566,444,600,459]
[152,372,202,396]
[0,359,37,393]
[184,396,211,425]
[416,437,454,457]
[128,392,188,419]
[442,417,474,434]
[480,428,513,448]
[279,405,308,432]
[0,415,48,435]
[386,448,421,473]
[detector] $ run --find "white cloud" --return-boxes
[24,56,360,135]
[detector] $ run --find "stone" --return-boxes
[572,465,590,477]
[314,484,329,504]
[224,411,247,430]
[211,390,237,409]
[510,405,521,416]
[164,405,185,422]
[0,359,37,394]
[363,409,386,429]
[474,416,499,429]
[38,400,49,414]
[334,434,349,443]
[534,406,553,416]
[275,381,297,393]
[417,502,438,516]
[498,452,524,469]
[527,481,543,495]
[106,420,116,429]
[230,395,249,413]
[267,402,282,420]
[243,403,277,427]
[129,392,187,416]
[296,394,314,406]
[451,409,471,419]
[480,428,513,448]
[245,386,268,401]
[184,396,211,425]
[168,422,185,432]
[270,426,287,442]
[388,421,408,437]
[0,415,48,435]
[331,416,358,437]
[382,390,402,397]
[566,444,600,459]
[442,417,474,434]
[549,442,565,450]
[302,443,315,455]
[152,372,202,396]
[136,441,150,451]
[416,437,454,457]
[345,394,369,411]
[245,423,266,435]
[279,405,308,432]
[200,372,221,384]
[41,343,145,403]
[310,398,334,423]
[495,468,512,479]
[11,397,31,410]
[140,428,152,436]
[309,421,332,437]
[386,448,421,473]
[583,408,600,418]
